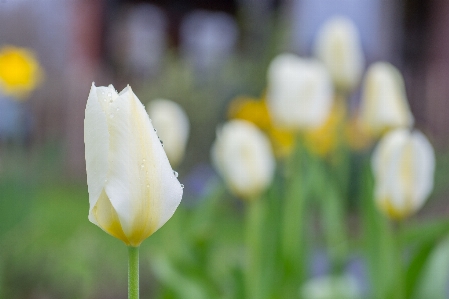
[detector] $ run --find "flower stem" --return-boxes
[128,246,139,299]
[246,197,264,299]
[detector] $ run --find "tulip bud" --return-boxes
[313,16,365,93]
[267,54,333,130]
[147,99,190,167]
[371,129,435,219]
[211,120,275,199]
[360,62,414,136]
[84,84,183,246]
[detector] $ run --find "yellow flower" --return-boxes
[228,95,295,157]
[303,99,346,157]
[344,115,374,151]
[0,46,43,99]
[84,84,183,246]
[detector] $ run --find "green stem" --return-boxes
[128,246,139,299]
[395,221,405,299]
[246,197,264,299]
[281,136,308,296]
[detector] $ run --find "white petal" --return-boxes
[85,83,110,225]
[360,63,414,135]
[147,99,190,167]
[410,131,435,209]
[267,54,333,130]
[212,120,275,198]
[103,86,182,245]
[314,16,365,91]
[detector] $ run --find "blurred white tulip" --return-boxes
[360,62,414,136]
[266,53,334,130]
[300,275,361,299]
[212,120,275,199]
[147,99,190,168]
[84,84,183,246]
[372,129,435,219]
[313,16,365,93]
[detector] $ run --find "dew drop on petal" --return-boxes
[180,184,184,189]
[173,171,178,178]
[109,113,114,118]
[108,92,112,97]
[154,128,157,133]
[141,163,144,168]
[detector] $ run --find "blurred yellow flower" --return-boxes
[344,115,374,151]
[0,45,43,99]
[228,95,295,157]
[303,99,346,157]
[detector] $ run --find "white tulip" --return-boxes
[212,120,275,199]
[84,83,183,246]
[313,16,365,93]
[266,53,333,130]
[147,99,190,167]
[360,62,414,136]
[372,129,435,219]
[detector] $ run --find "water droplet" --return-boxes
[154,128,157,133]
[141,163,144,168]
[180,184,184,189]
[101,91,105,95]
[104,179,108,183]
[109,113,114,118]
[146,184,150,188]
[103,98,107,102]
[173,171,178,178]
[108,92,112,97]
[109,99,113,103]
[160,140,164,145]
[116,107,120,111]
[143,159,146,162]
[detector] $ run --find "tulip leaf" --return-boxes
[411,237,449,299]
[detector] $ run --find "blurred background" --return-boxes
[1,0,449,298]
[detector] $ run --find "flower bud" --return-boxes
[84,84,183,246]
[147,99,190,167]
[360,62,414,136]
[372,129,435,219]
[313,16,365,93]
[211,120,275,199]
[267,54,333,130]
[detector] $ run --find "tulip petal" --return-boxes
[85,83,112,225]
[104,86,183,246]
[410,131,435,208]
[91,189,129,243]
